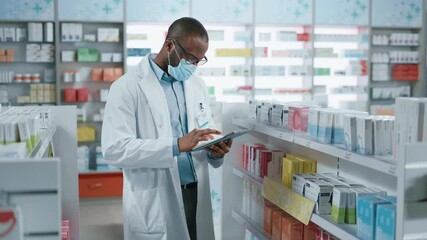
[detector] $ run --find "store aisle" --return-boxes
[79,198,124,240]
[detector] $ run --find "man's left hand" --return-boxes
[205,139,233,158]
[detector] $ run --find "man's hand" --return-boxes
[206,138,233,158]
[178,128,222,152]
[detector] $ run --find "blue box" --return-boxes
[376,204,396,240]
[357,196,391,240]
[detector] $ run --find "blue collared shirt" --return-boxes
[148,56,222,185]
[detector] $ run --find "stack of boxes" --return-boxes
[216,48,252,57]
[372,64,389,81]
[0,49,14,62]
[16,84,56,104]
[91,67,123,82]
[392,64,418,81]
[27,44,55,62]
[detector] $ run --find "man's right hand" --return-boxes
[178,128,222,152]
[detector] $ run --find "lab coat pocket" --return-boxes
[130,188,166,234]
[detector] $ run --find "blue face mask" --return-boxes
[167,48,197,81]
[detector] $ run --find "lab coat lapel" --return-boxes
[184,79,197,131]
[136,57,185,216]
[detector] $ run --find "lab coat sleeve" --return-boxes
[207,151,224,168]
[101,80,174,169]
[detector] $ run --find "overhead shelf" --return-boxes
[231,209,271,240]
[232,118,397,176]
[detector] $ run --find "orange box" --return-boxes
[0,49,5,56]
[0,56,6,62]
[272,211,286,240]
[79,173,123,198]
[6,56,14,62]
[264,202,281,235]
[91,68,103,81]
[304,222,317,240]
[103,68,115,82]
[314,226,322,240]
[113,67,123,80]
[6,49,14,56]
[281,216,304,240]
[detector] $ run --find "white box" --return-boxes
[344,114,357,151]
[373,117,384,155]
[108,28,119,42]
[308,108,320,141]
[271,103,284,127]
[100,89,109,102]
[16,28,26,42]
[112,53,122,62]
[281,106,289,128]
[101,53,113,62]
[292,173,319,196]
[44,22,54,42]
[260,102,271,124]
[248,100,260,121]
[4,28,16,42]
[75,23,82,42]
[61,23,68,42]
[407,99,424,143]
[305,179,333,214]
[61,51,75,62]
[0,28,4,42]
[357,116,373,155]
[318,109,334,144]
[331,187,348,223]
[97,28,109,42]
[35,23,43,42]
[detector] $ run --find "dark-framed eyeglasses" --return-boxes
[169,38,208,66]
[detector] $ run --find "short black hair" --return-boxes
[166,17,209,42]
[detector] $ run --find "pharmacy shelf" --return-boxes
[231,209,271,240]
[232,118,397,176]
[29,123,56,159]
[310,214,358,240]
[232,167,263,190]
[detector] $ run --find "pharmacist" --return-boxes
[102,17,232,240]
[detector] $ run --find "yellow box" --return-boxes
[282,157,303,187]
[77,126,96,142]
[287,153,317,173]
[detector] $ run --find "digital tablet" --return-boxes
[189,129,252,152]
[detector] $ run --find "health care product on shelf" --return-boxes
[395,98,427,157]
[282,154,317,188]
[357,196,396,240]
[0,107,53,158]
[375,203,396,240]
[241,179,264,227]
[242,143,286,179]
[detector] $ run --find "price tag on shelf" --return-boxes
[263,177,315,225]
[344,152,352,161]
[388,165,396,175]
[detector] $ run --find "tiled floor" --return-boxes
[79,198,124,240]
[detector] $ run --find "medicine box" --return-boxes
[271,103,285,127]
[332,111,345,144]
[318,109,333,144]
[281,215,304,240]
[303,222,317,240]
[260,102,271,124]
[248,100,260,121]
[356,116,373,155]
[288,106,309,132]
[264,202,280,235]
[375,204,396,240]
[282,157,303,187]
[292,173,318,196]
[331,188,348,224]
[357,196,391,240]
[305,179,333,215]
[272,210,287,240]
[308,108,320,141]
[267,151,285,181]
[345,189,357,224]
[287,153,317,173]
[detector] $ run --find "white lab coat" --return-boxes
[101,56,222,240]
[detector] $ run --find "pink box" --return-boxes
[288,106,309,132]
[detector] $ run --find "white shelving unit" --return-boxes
[233,165,360,240]
[231,209,271,240]
[232,118,397,176]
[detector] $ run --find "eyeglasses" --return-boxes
[170,38,208,66]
